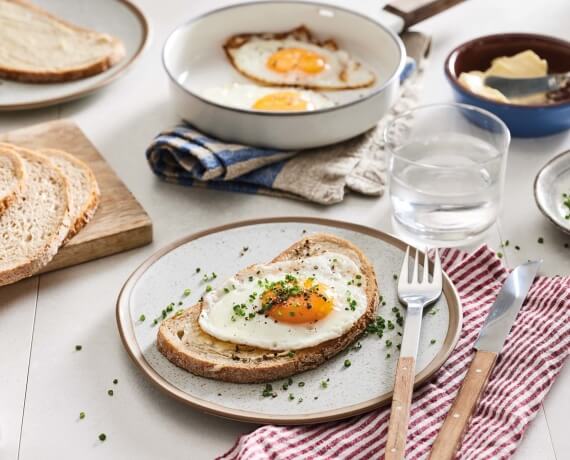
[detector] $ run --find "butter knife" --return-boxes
[484,73,570,98]
[429,260,542,460]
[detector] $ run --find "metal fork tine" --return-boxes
[412,248,419,283]
[433,248,442,287]
[399,246,410,286]
[422,248,430,284]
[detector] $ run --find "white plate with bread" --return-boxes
[0,0,148,110]
[117,218,462,424]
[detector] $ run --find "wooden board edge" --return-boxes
[40,223,153,274]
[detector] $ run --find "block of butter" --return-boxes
[458,50,549,105]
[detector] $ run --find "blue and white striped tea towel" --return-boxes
[147,33,429,205]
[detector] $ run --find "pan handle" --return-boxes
[385,0,465,29]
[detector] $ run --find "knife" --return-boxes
[484,73,570,98]
[429,260,542,460]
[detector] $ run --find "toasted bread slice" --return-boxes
[0,145,71,286]
[158,233,379,383]
[40,148,100,242]
[0,0,125,83]
[0,145,25,214]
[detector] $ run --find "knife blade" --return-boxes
[475,260,542,352]
[429,260,541,460]
[484,73,569,98]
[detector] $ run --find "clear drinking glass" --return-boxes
[384,103,510,244]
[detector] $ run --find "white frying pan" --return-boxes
[162,1,406,149]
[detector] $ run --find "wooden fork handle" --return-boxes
[429,350,498,460]
[386,356,416,460]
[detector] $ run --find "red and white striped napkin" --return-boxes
[219,245,570,460]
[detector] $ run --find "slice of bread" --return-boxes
[0,145,71,286]
[0,0,125,83]
[158,233,379,383]
[40,148,100,242]
[0,145,25,214]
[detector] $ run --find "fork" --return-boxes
[385,247,443,460]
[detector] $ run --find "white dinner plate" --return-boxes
[116,218,462,424]
[534,149,570,234]
[0,0,149,111]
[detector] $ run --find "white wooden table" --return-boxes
[1,0,569,458]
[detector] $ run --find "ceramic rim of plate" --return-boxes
[534,149,570,235]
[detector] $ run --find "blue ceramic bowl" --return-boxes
[445,33,570,137]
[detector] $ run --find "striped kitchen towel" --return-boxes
[219,246,570,460]
[146,33,430,205]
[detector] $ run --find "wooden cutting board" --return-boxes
[0,119,152,273]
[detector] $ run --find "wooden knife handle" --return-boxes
[386,356,416,460]
[385,0,465,28]
[429,350,498,460]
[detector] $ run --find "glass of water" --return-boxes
[384,103,510,244]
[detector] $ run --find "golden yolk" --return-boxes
[263,279,333,324]
[252,91,308,111]
[267,48,326,75]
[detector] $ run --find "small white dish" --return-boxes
[0,0,149,111]
[162,1,405,149]
[535,150,570,234]
[116,218,462,425]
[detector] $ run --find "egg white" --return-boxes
[198,253,368,351]
[198,83,334,111]
[228,38,375,89]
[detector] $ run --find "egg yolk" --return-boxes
[252,91,308,111]
[262,278,333,324]
[267,48,326,75]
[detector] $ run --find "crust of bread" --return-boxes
[157,233,379,383]
[222,25,375,91]
[0,0,125,83]
[0,145,26,214]
[39,148,100,242]
[0,145,71,286]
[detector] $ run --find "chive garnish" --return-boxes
[75,345,82,351]
[98,433,106,441]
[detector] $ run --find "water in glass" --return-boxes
[390,132,504,241]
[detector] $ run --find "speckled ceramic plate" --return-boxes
[116,218,462,425]
[0,0,149,111]
[535,150,570,234]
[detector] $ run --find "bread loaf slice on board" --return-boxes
[158,233,379,383]
[0,145,71,286]
[40,148,100,242]
[0,146,25,214]
[0,0,125,83]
